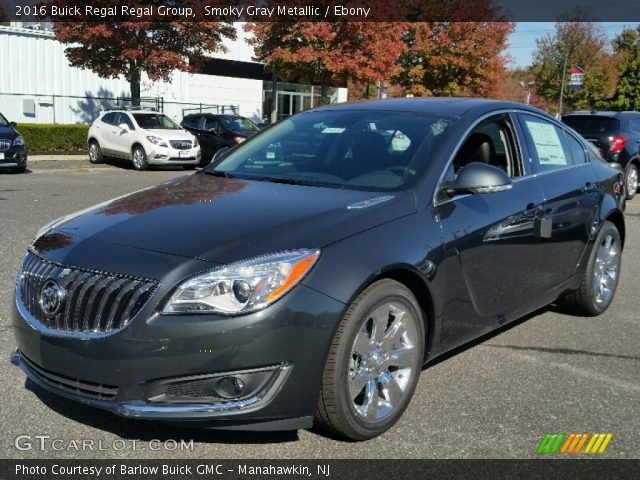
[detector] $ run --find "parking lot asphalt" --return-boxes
[0,160,638,459]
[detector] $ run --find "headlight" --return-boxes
[234,136,245,144]
[13,135,25,146]
[146,135,168,147]
[193,137,199,147]
[163,249,320,315]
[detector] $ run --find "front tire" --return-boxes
[557,221,622,316]
[625,163,638,200]
[132,146,148,171]
[88,140,103,164]
[315,279,425,441]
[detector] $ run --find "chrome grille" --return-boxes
[169,140,192,150]
[0,139,11,151]
[19,252,157,335]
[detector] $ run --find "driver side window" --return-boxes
[452,117,522,178]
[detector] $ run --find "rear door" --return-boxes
[518,113,599,287]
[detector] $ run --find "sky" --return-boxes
[507,22,640,68]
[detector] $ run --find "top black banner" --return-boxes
[1,0,640,22]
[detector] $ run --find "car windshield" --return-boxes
[0,113,9,126]
[133,113,180,130]
[563,116,620,135]
[222,117,260,132]
[207,110,454,191]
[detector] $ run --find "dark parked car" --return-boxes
[0,112,27,173]
[562,111,640,200]
[181,113,260,164]
[12,99,625,441]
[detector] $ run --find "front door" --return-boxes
[435,114,548,344]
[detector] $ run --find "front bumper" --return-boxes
[147,145,201,165]
[0,146,27,168]
[11,273,345,429]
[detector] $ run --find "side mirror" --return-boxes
[9,121,17,128]
[446,162,512,195]
[211,147,231,164]
[118,123,129,132]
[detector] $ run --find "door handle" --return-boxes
[583,182,597,193]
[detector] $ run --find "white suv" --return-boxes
[87,109,201,170]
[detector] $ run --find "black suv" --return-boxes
[0,112,27,173]
[562,111,640,200]
[181,113,260,164]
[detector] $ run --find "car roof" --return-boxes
[311,97,551,118]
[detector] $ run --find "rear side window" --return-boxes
[562,116,620,135]
[520,115,573,172]
[565,132,587,165]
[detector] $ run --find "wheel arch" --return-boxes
[605,209,625,249]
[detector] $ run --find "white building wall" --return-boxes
[0,26,263,124]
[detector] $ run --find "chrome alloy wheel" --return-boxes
[592,233,621,306]
[348,302,419,422]
[132,148,144,169]
[89,143,99,162]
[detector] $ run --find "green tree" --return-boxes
[610,26,640,110]
[530,17,617,113]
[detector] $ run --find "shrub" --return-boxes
[17,123,89,153]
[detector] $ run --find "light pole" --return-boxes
[558,46,574,118]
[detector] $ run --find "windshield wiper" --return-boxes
[200,169,238,178]
[244,176,326,187]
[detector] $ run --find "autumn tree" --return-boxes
[246,21,408,103]
[529,16,618,113]
[610,26,640,111]
[395,21,514,97]
[48,0,235,106]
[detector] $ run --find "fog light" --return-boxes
[216,376,246,399]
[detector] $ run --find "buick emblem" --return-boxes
[39,279,65,317]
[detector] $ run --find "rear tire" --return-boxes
[625,163,638,200]
[132,146,148,171]
[314,279,425,441]
[557,221,622,316]
[88,140,103,164]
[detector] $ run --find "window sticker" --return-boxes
[321,127,346,134]
[525,120,567,166]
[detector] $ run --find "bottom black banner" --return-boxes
[1,459,639,480]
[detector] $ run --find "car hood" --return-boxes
[144,129,195,141]
[46,174,417,264]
